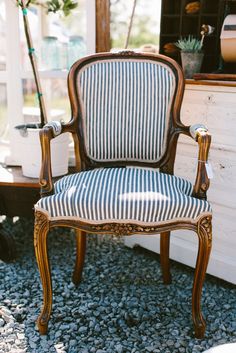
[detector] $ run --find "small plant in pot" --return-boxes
[15,0,78,178]
[175,35,204,79]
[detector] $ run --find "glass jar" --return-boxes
[67,36,86,68]
[41,36,59,70]
[58,42,68,70]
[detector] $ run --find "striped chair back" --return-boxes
[74,55,178,165]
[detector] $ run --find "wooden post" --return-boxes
[96,0,110,52]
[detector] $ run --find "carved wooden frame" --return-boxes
[39,51,211,199]
[34,210,212,338]
[35,51,212,338]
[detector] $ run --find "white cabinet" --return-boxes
[125,83,236,284]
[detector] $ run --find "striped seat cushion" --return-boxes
[36,167,211,223]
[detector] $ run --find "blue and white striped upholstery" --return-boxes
[36,168,211,223]
[78,60,176,163]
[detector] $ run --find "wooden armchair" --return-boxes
[34,51,212,338]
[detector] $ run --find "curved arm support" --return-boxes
[39,121,76,197]
[39,126,54,197]
[189,124,211,200]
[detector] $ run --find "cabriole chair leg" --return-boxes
[72,230,86,285]
[192,216,212,338]
[34,211,52,335]
[160,231,172,284]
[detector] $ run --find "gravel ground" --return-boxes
[0,217,236,353]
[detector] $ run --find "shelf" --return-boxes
[161,17,180,33]
[182,17,199,35]
[186,79,236,88]
[200,14,218,17]
[162,14,181,18]
[182,14,199,18]
[160,0,227,73]
[201,0,220,14]
[200,16,219,28]
[160,34,180,38]
[162,2,181,15]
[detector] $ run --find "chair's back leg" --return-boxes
[34,211,51,335]
[192,215,212,339]
[72,230,86,285]
[160,231,172,284]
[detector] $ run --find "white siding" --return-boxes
[125,83,236,284]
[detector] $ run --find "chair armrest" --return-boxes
[39,121,70,197]
[189,124,212,200]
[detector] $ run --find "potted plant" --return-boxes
[15,0,78,178]
[175,35,204,79]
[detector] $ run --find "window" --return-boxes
[0,0,7,146]
[110,0,161,51]
[0,0,95,165]
[0,83,7,139]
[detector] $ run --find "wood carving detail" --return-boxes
[92,223,165,236]
[34,211,49,247]
[34,51,213,338]
[117,50,142,56]
[192,214,212,338]
[199,215,212,244]
[34,210,51,334]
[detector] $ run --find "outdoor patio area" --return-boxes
[0,218,235,353]
[1,0,236,352]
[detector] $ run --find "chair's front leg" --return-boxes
[160,232,172,284]
[34,210,52,335]
[193,215,212,338]
[72,230,86,285]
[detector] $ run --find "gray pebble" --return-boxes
[78,326,87,333]
[1,218,236,353]
[29,341,37,349]
[115,344,123,353]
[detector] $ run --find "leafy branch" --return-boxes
[17,0,78,16]
[16,0,78,127]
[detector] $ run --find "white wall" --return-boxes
[125,83,236,285]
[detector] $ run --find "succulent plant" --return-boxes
[175,35,203,53]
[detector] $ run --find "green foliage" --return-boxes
[16,0,78,126]
[111,14,159,49]
[110,0,160,50]
[18,0,78,16]
[175,35,203,53]
[46,0,78,16]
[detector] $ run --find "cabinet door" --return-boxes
[174,85,236,284]
[181,86,236,147]
[125,84,236,285]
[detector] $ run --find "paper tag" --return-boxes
[205,162,214,179]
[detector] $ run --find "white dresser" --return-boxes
[125,81,236,284]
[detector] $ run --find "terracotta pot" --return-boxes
[181,52,204,79]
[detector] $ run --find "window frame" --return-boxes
[0,0,97,165]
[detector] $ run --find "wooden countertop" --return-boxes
[0,164,40,188]
[186,73,236,88]
[186,79,236,88]
[0,164,76,188]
